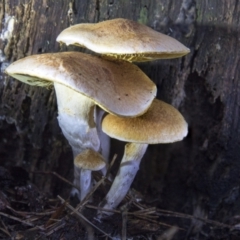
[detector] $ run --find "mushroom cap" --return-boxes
[5,52,156,117]
[102,99,188,144]
[56,18,190,62]
[74,149,106,171]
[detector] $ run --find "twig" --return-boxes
[133,214,186,231]
[32,171,80,192]
[156,208,232,229]
[57,195,113,239]
[45,222,66,236]
[0,212,34,227]
[106,154,117,177]
[0,227,11,237]
[121,209,128,240]
[45,204,65,227]
[86,204,120,214]
[77,175,106,210]
[86,205,155,218]
[130,202,232,230]
[7,206,55,218]
[131,212,159,219]
[133,207,156,214]
[57,196,95,240]
[131,208,157,218]
[76,154,118,211]
[0,219,11,237]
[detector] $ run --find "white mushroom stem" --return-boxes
[79,169,92,201]
[54,82,100,156]
[54,82,101,198]
[99,142,148,215]
[95,106,110,176]
[74,149,106,201]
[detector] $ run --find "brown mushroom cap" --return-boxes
[102,99,188,144]
[57,18,190,62]
[5,52,156,117]
[74,149,106,171]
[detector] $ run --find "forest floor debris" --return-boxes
[0,165,239,240]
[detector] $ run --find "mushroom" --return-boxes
[74,149,106,201]
[5,51,157,199]
[57,18,190,62]
[99,99,188,214]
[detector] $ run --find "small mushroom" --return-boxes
[57,18,190,62]
[99,99,188,215]
[5,52,157,199]
[74,149,106,201]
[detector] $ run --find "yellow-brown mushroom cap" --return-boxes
[5,52,156,117]
[102,99,188,144]
[57,18,190,62]
[74,149,106,171]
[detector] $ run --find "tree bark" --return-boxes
[0,0,239,238]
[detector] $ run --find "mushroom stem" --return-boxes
[95,106,110,176]
[54,82,101,198]
[54,82,100,156]
[99,142,148,215]
[79,169,92,201]
[74,149,106,202]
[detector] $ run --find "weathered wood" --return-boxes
[0,0,239,238]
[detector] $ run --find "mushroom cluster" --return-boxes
[5,51,156,198]
[5,18,189,216]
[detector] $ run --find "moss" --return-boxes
[138,6,148,25]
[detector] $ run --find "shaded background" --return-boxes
[0,0,240,238]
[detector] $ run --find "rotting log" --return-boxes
[0,0,240,238]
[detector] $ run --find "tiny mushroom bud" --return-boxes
[57,18,190,62]
[74,149,106,201]
[99,99,188,215]
[5,52,157,200]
